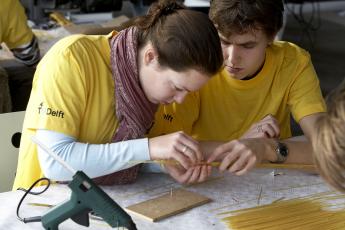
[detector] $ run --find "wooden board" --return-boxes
[125,188,211,222]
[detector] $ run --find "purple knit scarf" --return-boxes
[93,27,158,185]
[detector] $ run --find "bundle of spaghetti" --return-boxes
[221,191,345,230]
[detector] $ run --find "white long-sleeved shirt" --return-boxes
[36,129,163,181]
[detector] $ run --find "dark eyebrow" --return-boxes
[175,85,191,92]
[218,34,257,46]
[240,41,257,46]
[181,86,191,92]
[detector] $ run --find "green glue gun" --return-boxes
[32,137,137,230]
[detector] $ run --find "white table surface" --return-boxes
[0,169,334,230]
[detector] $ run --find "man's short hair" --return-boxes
[209,0,284,38]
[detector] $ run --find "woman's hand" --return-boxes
[207,138,267,175]
[165,164,211,184]
[148,131,203,169]
[241,114,280,139]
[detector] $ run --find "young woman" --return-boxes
[13,0,223,190]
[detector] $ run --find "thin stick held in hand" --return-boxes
[129,160,316,170]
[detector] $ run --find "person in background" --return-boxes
[0,0,40,113]
[312,80,345,192]
[149,0,326,176]
[13,0,223,190]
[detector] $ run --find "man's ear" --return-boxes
[267,34,276,46]
[270,32,278,43]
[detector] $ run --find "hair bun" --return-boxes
[160,1,184,15]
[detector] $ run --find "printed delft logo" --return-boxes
[163,113,173,122]
[38,102,65,118]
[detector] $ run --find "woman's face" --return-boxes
[139,44,210,104]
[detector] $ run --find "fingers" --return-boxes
[226,149,256,174]
[179,134,203,162]
[188,166,201,183]
[165,165,194,184]
[180,143,197,164]
[251,120,279,139]
[197,166,210,183]
[186,165,210,184]
[241,114,280,139]
[219,152,239,172]
[260,123,278,138]
[149,131,204,169]
[206,151,221,164]
[212,140,260,176]
[166,165,210,184]
[207,141,235,163]
[172,132,203,168]
[171,149,191,169]
[207,165,212,177]
[261,114,280,137]
[235,157,257,176]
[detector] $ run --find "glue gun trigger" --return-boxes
[70,209,90,227]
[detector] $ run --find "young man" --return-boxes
[149,0,326,177]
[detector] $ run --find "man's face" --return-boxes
[219,29,272,80]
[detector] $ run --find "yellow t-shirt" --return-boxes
[149,41,326,141]
[0,0,33,49]
[13,32,118,190]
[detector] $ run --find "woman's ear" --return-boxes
[143,44,158,66]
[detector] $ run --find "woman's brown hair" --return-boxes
[209,0,284,38]
[134,0,223,76]
[313,80,345,192]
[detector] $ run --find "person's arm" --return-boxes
[199,114,281,159]
[272,113,324,164]
[3,0,40,66]
[243,113,324,165]
[36,129,150,181]
[204,113,324,175]
[11,35,40,66]
[37,128,205,182]
[276,50,326,164]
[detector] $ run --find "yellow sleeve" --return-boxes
[26,39,87,138]
[148,92,200,137]
[288,53,326,122]
[0,0,33,49]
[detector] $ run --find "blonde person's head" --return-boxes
[313,80,345,192]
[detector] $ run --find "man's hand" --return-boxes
[207,138,268,175]
[241,114,280,139]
